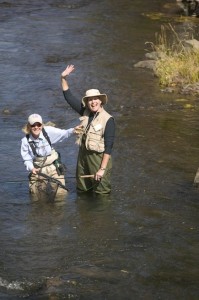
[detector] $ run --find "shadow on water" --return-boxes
[0,0,199,299]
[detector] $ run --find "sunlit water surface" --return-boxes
[0,0,199,299]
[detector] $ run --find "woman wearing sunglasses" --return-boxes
[21,113,74,197]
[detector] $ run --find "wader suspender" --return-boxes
[26,128,51,156]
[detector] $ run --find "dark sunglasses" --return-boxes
[30,123,42,128]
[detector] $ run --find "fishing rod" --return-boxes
[35,172,69,191]
[0,177,75,184]
[0,174,75,189]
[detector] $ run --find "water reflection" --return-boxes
[1,0,199,299]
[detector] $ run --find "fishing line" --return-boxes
[0,176,76,184]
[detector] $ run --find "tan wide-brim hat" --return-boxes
[82,89,108,107]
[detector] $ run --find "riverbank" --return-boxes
[134,25,199,95]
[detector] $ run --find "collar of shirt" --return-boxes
[28,131,45,143]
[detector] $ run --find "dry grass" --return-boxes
[149,24,199,87]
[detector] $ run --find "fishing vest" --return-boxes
[79,108,112,153]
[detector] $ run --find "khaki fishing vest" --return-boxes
[79,108,112,153]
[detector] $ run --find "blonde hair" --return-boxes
[22,123,31,134]
[22,121,55,135]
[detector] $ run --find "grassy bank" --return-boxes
[150,24,199,88]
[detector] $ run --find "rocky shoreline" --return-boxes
[176,0,199,17]
[134,39,199,95]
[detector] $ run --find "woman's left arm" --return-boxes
[45,126,74,144]
[95,118,115,181]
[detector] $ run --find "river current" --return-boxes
[0,0,199,299]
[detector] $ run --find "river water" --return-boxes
[0,0,199,299]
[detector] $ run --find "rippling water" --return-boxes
[0,0,199,299]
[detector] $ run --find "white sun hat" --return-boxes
[82,89,108,107]
[28,114,43,125]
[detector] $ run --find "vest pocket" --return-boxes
[87,136,105,152]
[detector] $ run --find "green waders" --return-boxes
[76,142,112,194]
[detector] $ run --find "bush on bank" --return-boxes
[150,24,199,88]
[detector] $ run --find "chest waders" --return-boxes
[76,134,112,194]
[26,128,67,199]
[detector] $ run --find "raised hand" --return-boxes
[61,65,75,78]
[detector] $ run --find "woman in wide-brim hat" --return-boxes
[61,65,115,195]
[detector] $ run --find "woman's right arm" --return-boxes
[61,65,74,91]
[21,138,45,175]
[61,65,84,115]
[21,138,38,173]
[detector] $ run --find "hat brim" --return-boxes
[82,94,108,107]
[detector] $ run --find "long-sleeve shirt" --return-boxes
[63,89,115,154]
[21,126,74,171]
